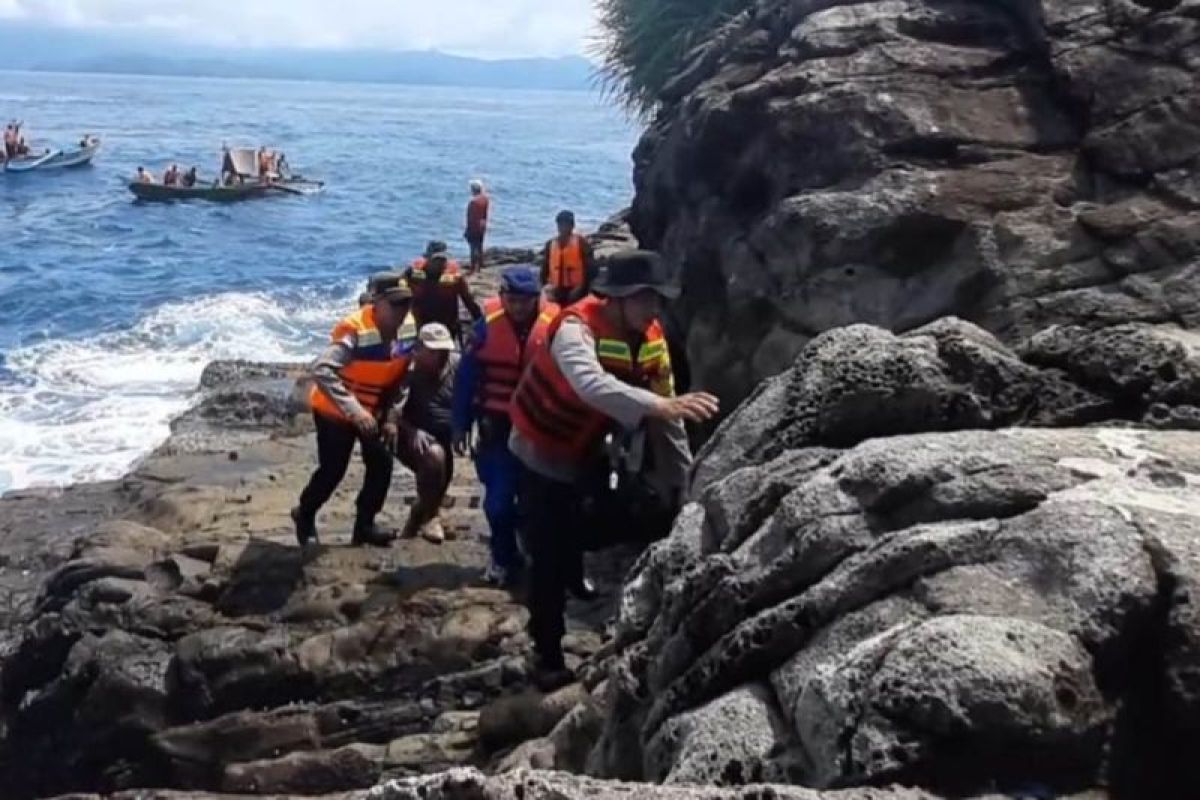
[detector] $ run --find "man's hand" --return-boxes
[352,412,379,438]
[650,392,720,424]
[452,428,473,457]
[382,421,399,451]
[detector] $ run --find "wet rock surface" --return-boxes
[630,0,1200,412]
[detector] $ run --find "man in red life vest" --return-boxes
[464,179,490,275]
[293,272,413,548]
[540,210,596,307]
[403,241,483,347]
[509,251,720,689]
[451,266,557,586]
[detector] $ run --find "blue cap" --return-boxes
[500,266,540,296]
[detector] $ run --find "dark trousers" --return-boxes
[393,428,454,533]
[298,412,393,524]
[519,466,587,669]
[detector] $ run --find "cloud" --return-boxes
[0,0,599,57]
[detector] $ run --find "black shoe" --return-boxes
[292,507,318,547]
[568,576,597,601]
[531,657,574,693]
[352,520,396,548]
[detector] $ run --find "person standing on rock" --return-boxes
[540,210,596,307]
[464,179,490,275]
[509,250,720,689]
[293,273,414,548]
[390,323,461,544]
[451,266,558,586]
[403,241,483,347]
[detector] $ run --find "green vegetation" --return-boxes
[592,0,753,117]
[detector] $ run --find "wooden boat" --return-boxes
[4,136,101,173]
[128,178,323,203]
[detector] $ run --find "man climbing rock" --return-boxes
[293,272,413,548]
[540,210,596,307]
[509,250,720,690]
[451,265,558,586]
[390,323,460,544]
[403,241,483,346]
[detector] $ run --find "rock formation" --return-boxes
[592,319,1200,797]
[629,0,1200,410]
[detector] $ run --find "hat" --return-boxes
[424,240,449,257]
[555,210,575,225]
[592,250,679,299]
[369,271,412,302]
[469,179,484,193]
[417,323,457,352]
[500,266,540,296]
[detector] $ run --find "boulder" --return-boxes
[629,0,1200,412]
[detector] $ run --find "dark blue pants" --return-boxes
[475,435,522,571]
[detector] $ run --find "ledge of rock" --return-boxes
[630,0,1200,411]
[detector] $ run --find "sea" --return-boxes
[0,70,638,493]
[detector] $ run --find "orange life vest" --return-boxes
[309,305,410,422]
[408,257,463,285]
[475,297,557,417]
[547,235,586,291]
[511,295,672,462]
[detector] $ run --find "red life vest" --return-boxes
[309,305,410,422]
[547,235,586,291]
[510,296,672,462]
[406,258,464,328]
[475,297,557,417]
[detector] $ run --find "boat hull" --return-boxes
[127,180,317,202]
[4,141,101,172]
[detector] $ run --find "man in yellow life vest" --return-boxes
[509,251,720,689]
[293,272,414,548]
[540,210,596,307]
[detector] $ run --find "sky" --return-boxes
[0,0,600,58]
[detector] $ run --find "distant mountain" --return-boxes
[0,22,595,91]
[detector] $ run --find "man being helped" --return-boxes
[510,251,720,688]
[540,210,596,307]
[390,323,460,544]
[294,273,413,548]
[404,241,483,346]
[451,266,556,586]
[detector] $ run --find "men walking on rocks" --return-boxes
[294,272,413,548]
[451,266,557,586]
[404,241,483,347]
[541,210,596,307]
[390,323,460,544]
[509,250,720,689]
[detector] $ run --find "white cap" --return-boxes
[418,323,457,352]
[469,179,484,193]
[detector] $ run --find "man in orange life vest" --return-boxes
[403,241,483,346]
[451,266,556,586]
[510,251,720,688]
[540,210,596,307]
[292,273,414,548]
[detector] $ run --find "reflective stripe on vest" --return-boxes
[309,305,410,422]
[548,235,585,291]
[510,295,670,461]
[475,297,556,416]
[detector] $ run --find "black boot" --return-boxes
[291,507,318,547]
[352,518,396,548]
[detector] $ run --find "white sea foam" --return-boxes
[0,288,352,493]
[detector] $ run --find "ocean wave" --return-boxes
[0,287,353,493]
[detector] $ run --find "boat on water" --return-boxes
[128,146,322,202]
[3,135,102,173]
[128,179,323,202]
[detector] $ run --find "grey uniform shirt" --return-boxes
[509,317,691,490]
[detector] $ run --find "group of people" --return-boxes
[134,145,290,188]
[137,164,200,187]
[296,211,720,690]
[2,121,30,160]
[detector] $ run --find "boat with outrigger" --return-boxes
[2,122,102,172]
[128,145,323,203]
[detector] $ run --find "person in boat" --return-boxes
[3,125,14,159]
[257,147,275,183]
[276,152,291,180]
[162,164,180,186]
[403,241,483,348]
[181,167,198,188]
[220,148,242,187]
[136,167,155,184]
